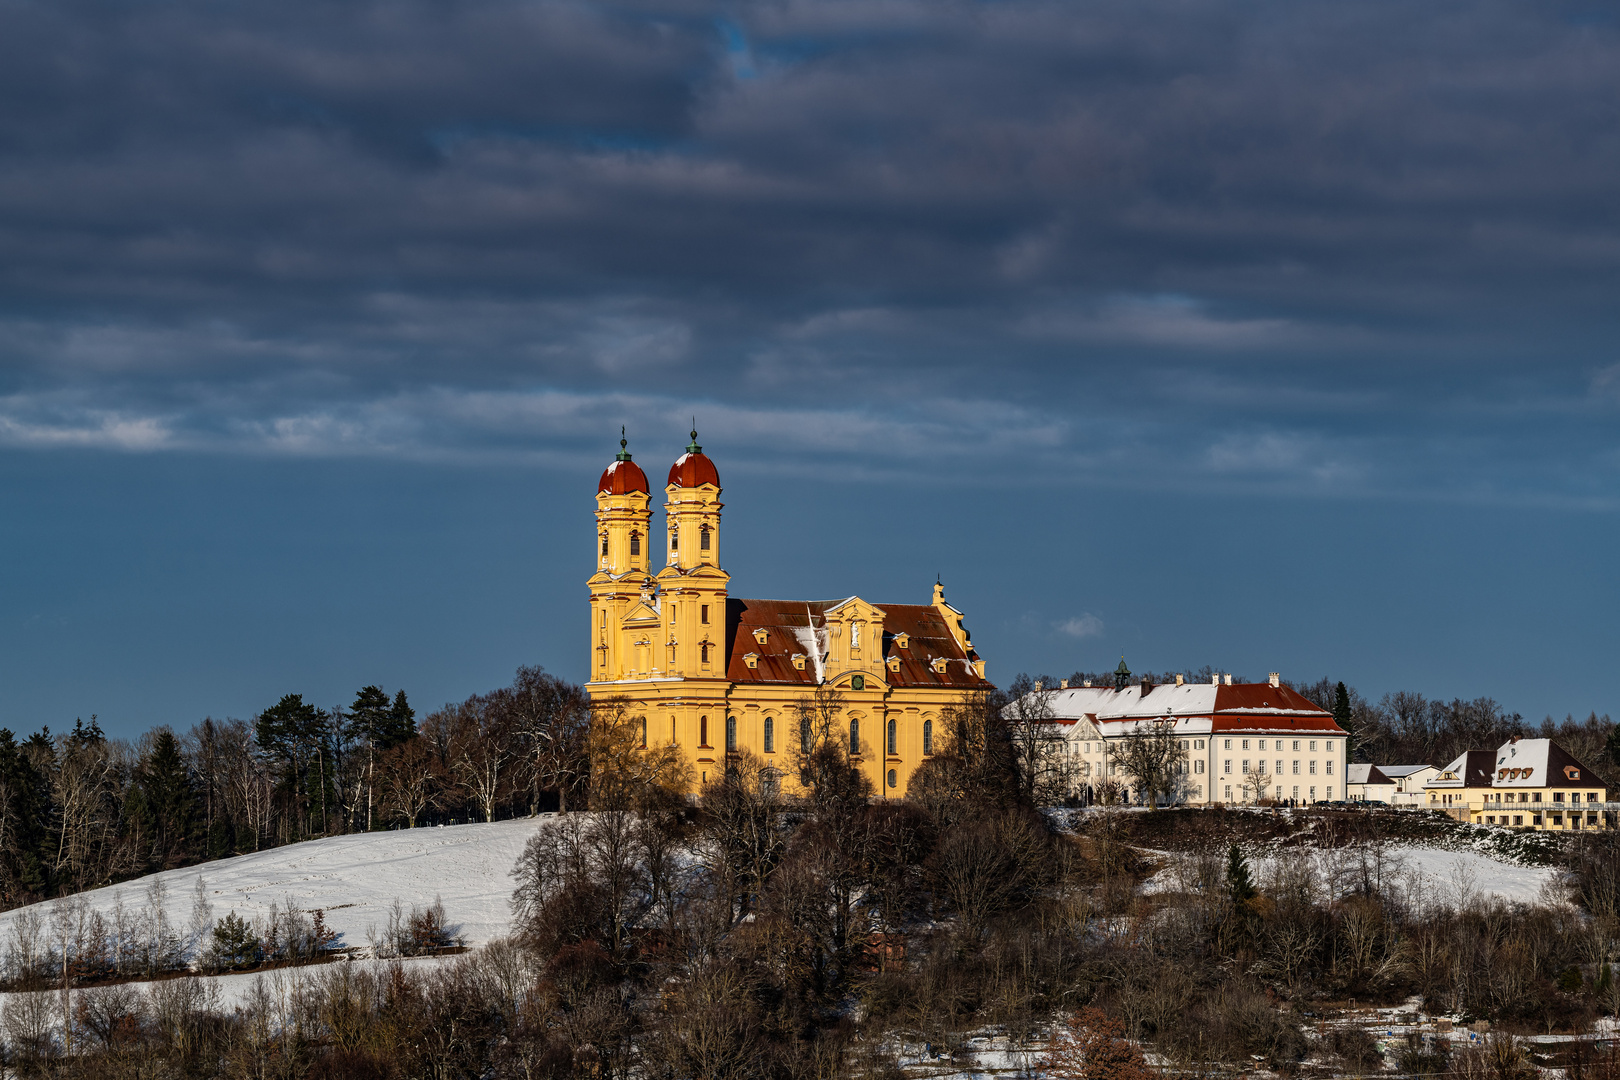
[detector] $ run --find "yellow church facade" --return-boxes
[585,431,992,798]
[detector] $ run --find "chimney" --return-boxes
[1268,672,1280,688]
[1082,680,1092,688]
[1034,679,1044,692]
[1175,674,1184,686]
[1060,679,1069,689]
[1223,674,1232,686]
[1211,674,1220,686]
[1141,678,1153,695]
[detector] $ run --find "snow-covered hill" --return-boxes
[0,817,549,953]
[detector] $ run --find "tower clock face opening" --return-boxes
[851,674,865,691]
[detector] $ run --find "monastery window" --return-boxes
[1309,740,1317,751]
[1224,739,1231,750]
[700,526,711,551]
[1275,759,1282,774]
[1241,740,1249,750]
[701,604,710,624]
[887,718,897,756]
[887,769,897,789]
[1325,761,1333,775]
[849,719,860,755]
[1241,760,1250,773]
[1292,760,1299,775]
[630,531,641,556]
[1292,740,1300,751]
[801,718,812,755]
[1224,759,1231,774]
[1310,786,1317,801]
[1326,786,1333,799]
[1325,740,1334,751]
[726,715,737,753]
[764,716,775,754]
[1309,760,1317,774]
[699,716,710,748]
[923,719,934,756]
[1195,760,1204,774]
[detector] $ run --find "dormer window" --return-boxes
[792,654,807,671]
[931,657,948,673]
[887,656,901,672]
[753,628,769,646]
[744,653,759,669]
[895,633,909,649]
[700,525,711,551]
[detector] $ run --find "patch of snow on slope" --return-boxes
[0,818,550,952]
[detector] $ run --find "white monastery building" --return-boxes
[1030,661,1349,805]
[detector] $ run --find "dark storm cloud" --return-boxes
[1,0,1619,501]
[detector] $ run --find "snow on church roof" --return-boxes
[1030,680,1342,734]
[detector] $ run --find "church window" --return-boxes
[801,718,812,755]
[699,716,709,747]
[640,718,647,748]
[762,769,779,799]
[630,531,641,556]
[923,719,933,755]
[887,769,897,789]
[700,642,710,664]
[701,604,710,624]
[670,528,678,551]
[600,534,608,557]
[764,716,774,754]
[849,719,860,755]
[700,526,710,551]
[726,715,737,752]
[887,718,897,755]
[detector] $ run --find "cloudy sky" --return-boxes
[2,0,1617,736]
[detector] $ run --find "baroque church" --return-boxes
[586,431,992,797]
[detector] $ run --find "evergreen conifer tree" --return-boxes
[1333,681,1357,756]
[1226,844,1256,902]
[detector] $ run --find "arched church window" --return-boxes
[801,718,812,756]
[699,716,709,747]
[630,531,641,556]
[600,534,608,557]
[887,718,897,756]
[640,717,647,747]
[726,715,736,752]
[764,716,775,754]
[922,719,933,755]
[700,642,710,663]
[700,525,711,551]
[849,718,860,755]
[670,528,678,551]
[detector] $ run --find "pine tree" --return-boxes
[1226,844,1256,902]
[1333,681,1357,757]
[139,729,196,868]
[256,694,330,839]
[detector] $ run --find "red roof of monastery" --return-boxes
[668,451,720,489]
[598,458,649,495]
[724,597,991,689]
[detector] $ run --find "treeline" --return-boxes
[11,687,1620,1079]
[1060,665,1617,774]
[0,666,592,910]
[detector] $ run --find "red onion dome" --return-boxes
[668,428,720,488]
[598,430,649,494]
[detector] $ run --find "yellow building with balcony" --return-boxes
[586,431,992,797]
[1425,737,1608,831]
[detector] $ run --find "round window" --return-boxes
[887,769,897,789]
[851,674,865,691]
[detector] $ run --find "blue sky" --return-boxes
[0,0,1617,737]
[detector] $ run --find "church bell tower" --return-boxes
[588,430,653,681]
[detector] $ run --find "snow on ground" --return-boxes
[0,817,552,953]
[1145,843,1560,907]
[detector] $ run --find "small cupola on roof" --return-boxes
[598,429,650,495]
[1113,656,1132,691]
[668,428,721,489]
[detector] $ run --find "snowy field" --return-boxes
[1145,842,1561,907]
[0,817,551,953]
